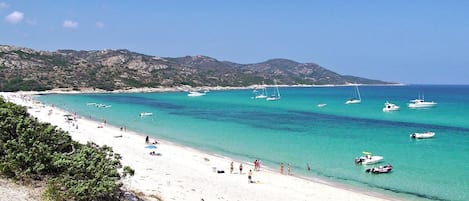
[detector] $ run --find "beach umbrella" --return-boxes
[145,145,157,149]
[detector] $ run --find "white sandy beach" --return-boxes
[1,92,399,201]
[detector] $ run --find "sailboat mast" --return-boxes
[273,80,277,97]
[356,85,361,100]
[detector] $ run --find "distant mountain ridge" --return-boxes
[0,45,393,91]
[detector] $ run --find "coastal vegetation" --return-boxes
[0,97,134,200]
[0,45,392,92]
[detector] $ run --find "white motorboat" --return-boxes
[365,164,393,174]
[317,103,327,108]
[408,99,437,108]
[187,91,206,97]
[410,131,435,139]
[354,152,384,165]
[345,85,361,104]
[86,102,111,108]
[96,103,112,108]
[382,101,400,112]
[408,95,437,108]
[140,112,153,117]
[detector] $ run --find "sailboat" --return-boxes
[255,82,268,99]
[345,85,361,104]
[266,80,281,101]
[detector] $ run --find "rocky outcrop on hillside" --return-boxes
[0,45,392,91]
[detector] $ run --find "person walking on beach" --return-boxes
[239,163,243,174]
[248,169,253,183]
[230,161,234,174]
[145,136,149,144]
[280,162,284,174]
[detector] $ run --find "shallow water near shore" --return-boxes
[37,85,469,201]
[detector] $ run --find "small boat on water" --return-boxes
[317,103,327,108]
[354,152,384,165]
[187,91,206,97]
[255,94,268,99]
[365,164,393,174]
[254,82,268,99]
[382,101,400,112]
[266,80,281,101]
[140,112,153,117]
[87,102,111,108]
[408,94,437,108]
[96,104,112,108]
[410,131,435,139]
[345,85,361,104]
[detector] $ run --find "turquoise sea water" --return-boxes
[37,85,469,201]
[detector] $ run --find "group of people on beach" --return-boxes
[281,162,313,175]
[228,160,262,184]
[228,160,300,184]
[229,160,261,174]
[145,135,159,144]
[280,162,292,175]
[253,159,262,171]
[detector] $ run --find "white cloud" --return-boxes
[63,20,78,28]
[0,2,9,9]
[96,21,104,28]
[5,11,24,24]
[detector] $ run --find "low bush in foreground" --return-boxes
[0,97,134,201]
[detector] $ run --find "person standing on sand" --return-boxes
[230,161,234,174]
[248,169,253,183]
[239,163,243,174]
[280,162,284,174]
[145,136,149,144]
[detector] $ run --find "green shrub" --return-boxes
[0,97,135,200]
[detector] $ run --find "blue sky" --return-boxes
[1,1,468,84]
